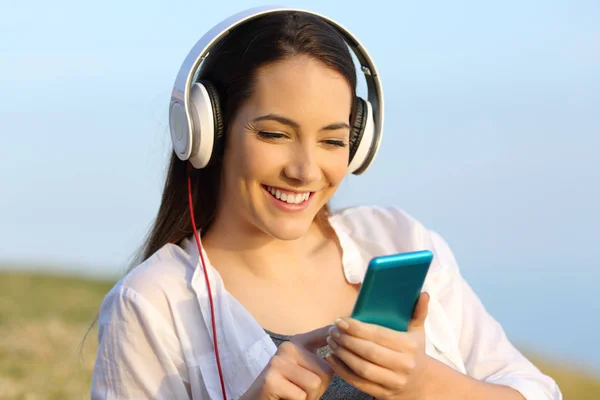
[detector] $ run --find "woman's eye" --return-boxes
[257,131,346,148]
[323,139,347,148]
[257,131,286,140]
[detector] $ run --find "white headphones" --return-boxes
[169,5,384,175]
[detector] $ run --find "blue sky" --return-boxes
[1,0,599,374]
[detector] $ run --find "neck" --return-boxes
[201,209,332,279]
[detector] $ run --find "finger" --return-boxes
[328,328,415,373]
[326,336,401,388]
[278,341,333,395]
[290,325,335,381]
[408,292,430,331]
[325,354,385,398]
[294,348,333,397]
[293,345,333,389]
[269,368,308,400]
[291,325,333,352]
[276,358,325,400]
[333,318,414,351]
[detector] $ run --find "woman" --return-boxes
[91,8,562,400]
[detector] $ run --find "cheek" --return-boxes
[240,138,284,179]
[320,150,349,185]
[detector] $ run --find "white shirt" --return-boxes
[91,206,562,399]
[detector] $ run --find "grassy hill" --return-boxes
[0,270,598,399]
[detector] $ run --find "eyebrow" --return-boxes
[252,113,350,131]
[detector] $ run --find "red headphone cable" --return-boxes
[187,169,228,400]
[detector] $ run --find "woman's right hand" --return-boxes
[240,325,334,400]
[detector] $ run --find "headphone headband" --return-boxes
[169,5,384,175]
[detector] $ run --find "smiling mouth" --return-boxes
[263,185,313,205]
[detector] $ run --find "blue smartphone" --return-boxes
[351,250,433,332]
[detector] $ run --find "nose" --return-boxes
[283,144,321,184]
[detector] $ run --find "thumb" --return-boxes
[408,292,430,331]
[290,325,332,353]
[290,325,334,378]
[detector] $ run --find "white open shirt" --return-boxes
[91,206,562,399]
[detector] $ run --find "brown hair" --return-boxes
[133,11,358,265]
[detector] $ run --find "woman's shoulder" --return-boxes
[330,205,431,249]
[331,204,423,229]
[330,205,459,278]
[97,241,198,325]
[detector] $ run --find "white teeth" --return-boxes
[266,186,311,204]
[286,194,298,204]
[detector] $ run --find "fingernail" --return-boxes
[334,318,349,330]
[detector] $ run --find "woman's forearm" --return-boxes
[423,357,526,400]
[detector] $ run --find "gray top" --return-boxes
[264,330,372,399]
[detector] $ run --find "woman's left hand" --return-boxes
[325,292,431,400]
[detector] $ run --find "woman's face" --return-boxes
[219,55,353,240]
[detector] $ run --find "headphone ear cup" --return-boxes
[187,80,225,169]
[347,96,376,175]
[348,97,367,166]
[199,80,225,167]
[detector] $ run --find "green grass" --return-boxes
[0,271,114,399]
[0,270,598,399]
